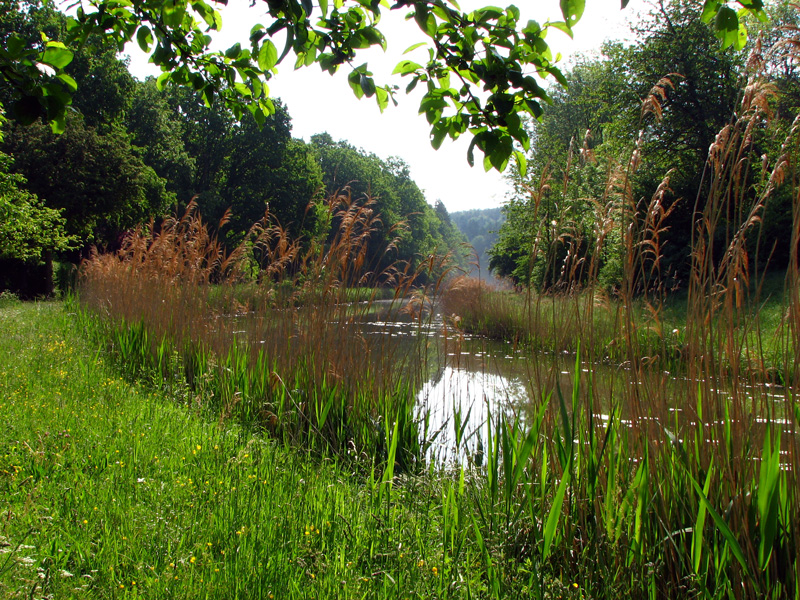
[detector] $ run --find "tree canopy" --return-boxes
[0,136,72,261]
[0,0,770,171]
[490,0,796,290]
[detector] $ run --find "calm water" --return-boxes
[357,304,795,464]
[357,306,595,462]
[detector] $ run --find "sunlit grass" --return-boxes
[0,302,501,599]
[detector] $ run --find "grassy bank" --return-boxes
[4,299,799,599]
[441,271,791,378]
[0,301,503,599]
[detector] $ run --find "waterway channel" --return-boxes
[355,302,796,466]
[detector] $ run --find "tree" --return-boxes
[0,151,71,262]
[0,0,769,169]
[163,90,324,241]
[0,108,72,296]
[1,113,170,249]
[127,77,196,201]
[491,0,760,289]
[309,133,467,276]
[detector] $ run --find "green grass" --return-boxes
[0,302,496,599]
[3,300,798,599]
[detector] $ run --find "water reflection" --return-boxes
[357,306,570,461]
[356,303,796,465]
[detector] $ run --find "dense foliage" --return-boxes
[0,0,769,170]
[490,0,799,290]
[311,133,467,275]
[0,0,468,295]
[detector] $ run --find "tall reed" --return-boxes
[79,192,448,469]
[439,30,800,599]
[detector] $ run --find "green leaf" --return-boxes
[257,40,278,71]
[547,21,573,39]
[136,26,153,52]
[543,461,571,560]
[524,98,543,119]
[251,77,263,98]
[11,96,44,126]
[691,460,714,574]
[376,87,389,113]
[414,6,438,38]
[7,34,25,57]
[700,0,720,23]
[686,466,752,581]
[392,60,423,75]
[49,110,66,134]
[161,0,187,28]
[360,27,387,50]
[360,74,376,97]
[156,71,171,91]
[758,429,781,569]
[42,43,73,69]
[714,6,739,49]
[249,24,266,45]
[350,31,373,50]
[513,150,526,177]
[419,93,447,124]
[233,81,252,97]
[431,123,447,149]
[403,42,427,55]
[473,6,504,22]
[559,0,585,28]
[225,43,242,59]
[348,70,364,99]
[56,73,78,92]
[734,15,748,50]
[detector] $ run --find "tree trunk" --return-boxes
[44,250,54,297]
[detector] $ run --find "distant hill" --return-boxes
[450,207,504,277]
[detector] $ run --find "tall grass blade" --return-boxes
[691,457,714,575]
[685,461,753,582]
[757,427,781,570]
[543,454,571,561]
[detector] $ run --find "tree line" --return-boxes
[0,0,467,296]
[489,0,800,292]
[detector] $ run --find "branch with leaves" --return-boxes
[0,0,770,171]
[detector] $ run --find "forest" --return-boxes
[0,0,467,297]
[450,206,503,276]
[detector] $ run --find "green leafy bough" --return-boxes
[2,0,767,171]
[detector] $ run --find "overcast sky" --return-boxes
[125,0,644,212]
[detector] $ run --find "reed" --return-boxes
[78,192,447,469]
[438,30,800,599]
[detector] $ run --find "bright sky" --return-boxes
[124,0,644,212]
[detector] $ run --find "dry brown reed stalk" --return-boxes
[687,51,777,417]
[670,36,800,594]
[80,202,252,353]
[79,192,448,456]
